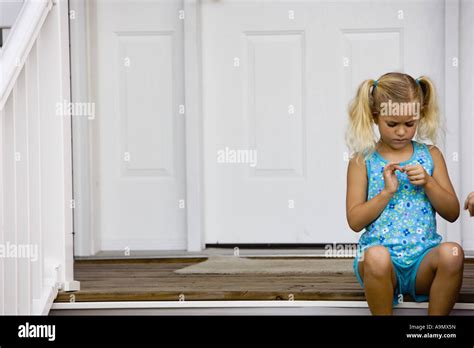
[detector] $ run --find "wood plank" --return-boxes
[55,258,474,303]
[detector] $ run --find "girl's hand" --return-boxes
[464,192,474,217]
[403,164,430,186]
[383,162,404,194]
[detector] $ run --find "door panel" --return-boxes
[201,0,445,244]
[89,0,186,250]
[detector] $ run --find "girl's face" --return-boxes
[375,115,418,150]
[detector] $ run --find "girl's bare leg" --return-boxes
[358,246,398,315]
[414,242,464,315]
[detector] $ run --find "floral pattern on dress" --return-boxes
[357,141,442,266]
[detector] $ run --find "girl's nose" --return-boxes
[396,127,406,136]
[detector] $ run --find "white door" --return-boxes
[201,0,445,244]
[89,0,186,250]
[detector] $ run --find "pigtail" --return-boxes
[346,79,377,156]
[416,76,443,144]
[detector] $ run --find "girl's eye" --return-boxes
[387,122,414,127]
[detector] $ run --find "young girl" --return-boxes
[346,72,464,315]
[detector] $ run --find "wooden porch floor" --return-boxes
[55,257,474,303]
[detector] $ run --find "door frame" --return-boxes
[69,0,205,255]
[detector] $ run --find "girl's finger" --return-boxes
[407,172,422,178]
[385,163,401,172]
[386,162,400,167]
[393,165,403,172]
[464,193,474,210]
[409,177,425,182]
[408,174,425,181]
[468,203,474,215]
[403,164,417,171]
[404,166,422,174]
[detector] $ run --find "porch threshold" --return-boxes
[78,247,474,260]
[49,300,474,316]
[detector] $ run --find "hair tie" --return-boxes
[373,80,378,88]
[416,78,420,85]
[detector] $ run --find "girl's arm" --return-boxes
[424,147,460,222]
[346,155,401,232]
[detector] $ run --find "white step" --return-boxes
[49,300,474,316]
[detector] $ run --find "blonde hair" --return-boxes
[345,72,442,156]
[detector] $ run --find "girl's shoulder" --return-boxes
[348,152,368,172]
[347,152,368,182]
[349,150,375,165]
[414,140,442,156]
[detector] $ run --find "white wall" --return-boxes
[0,1,24,27]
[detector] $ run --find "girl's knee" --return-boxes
[363,246,392,278]
[438,242,464,274]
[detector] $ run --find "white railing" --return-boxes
[0,0,79,315]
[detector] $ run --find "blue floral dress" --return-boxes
[356,140,442,266]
